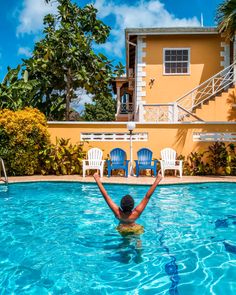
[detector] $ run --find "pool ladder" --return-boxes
[0,157,8,184]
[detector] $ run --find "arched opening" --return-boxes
[120,87,133,114]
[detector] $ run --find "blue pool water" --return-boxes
[0,181,236,294]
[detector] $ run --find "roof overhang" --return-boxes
[125,27,219,37]
[125,27,219,75]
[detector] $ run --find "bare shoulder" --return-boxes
[129,208,141,219]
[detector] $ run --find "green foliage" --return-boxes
[0,108,87,176]
[23,0,124,120]
[39,138,86,175]
[228,143,236,175]
[0,108,50,175]
[207,142,235,175]
[0,65,40,110]
[83,94,116,121]
[216,0,236,41]
[184,152,211,176]
[207,142,228,174]
[181,142,236,176]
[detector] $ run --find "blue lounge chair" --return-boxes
[106,148,130,177]
[135,148,158,177]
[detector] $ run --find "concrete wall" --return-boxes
[48,122,236,159]
[142,34,223,103]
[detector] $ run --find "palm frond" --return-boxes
[216,0,236,40]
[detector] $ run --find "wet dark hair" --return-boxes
[120,195,134,213]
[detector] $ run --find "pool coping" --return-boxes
[1,175,236,186]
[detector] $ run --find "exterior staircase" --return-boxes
[176,62,236,121]
[136,61,236,123]
[193,85,236,121]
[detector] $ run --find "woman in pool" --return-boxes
[93,171,162,235]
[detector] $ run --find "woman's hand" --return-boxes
[93,172,100,180]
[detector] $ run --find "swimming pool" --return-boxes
[0,181,235,294]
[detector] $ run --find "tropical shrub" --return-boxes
[207,142,234,175]
[180,142,236,176]
[39,138,86,175]
[207,142,226,175]
[0,108,50,175]
[184,152,211,175]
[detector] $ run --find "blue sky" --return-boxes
[0,0,222,81]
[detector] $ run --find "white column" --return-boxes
[173,102,179,122]
[136,36,146,121]
[129,131,133,176]
[139,103,144,122]
[116,86,121,116]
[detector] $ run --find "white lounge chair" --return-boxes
[160,148,183,178]
[82,148,105,177]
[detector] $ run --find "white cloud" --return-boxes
[18,46,31,57]
[17,0,57,36]
[71,89,93,112]
[94,0,201,57]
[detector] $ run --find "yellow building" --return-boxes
[115,27,236,123]
[49,27,236,159]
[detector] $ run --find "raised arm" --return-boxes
[93,173,120,217]
[132,170,162,219]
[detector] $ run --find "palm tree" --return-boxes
[216,0,236,41]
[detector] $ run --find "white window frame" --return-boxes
[163,48,190,76]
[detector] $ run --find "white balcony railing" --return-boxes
[138,103,203,122]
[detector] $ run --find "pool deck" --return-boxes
[3,175,236,186]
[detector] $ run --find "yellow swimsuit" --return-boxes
[116,224,144,236]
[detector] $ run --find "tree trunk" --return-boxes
[66,68,72,120]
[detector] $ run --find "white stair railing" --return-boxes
[135,62,236,123]
[0,158,8,184]
[176,61,236,118]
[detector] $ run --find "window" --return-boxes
[163,48,190,75]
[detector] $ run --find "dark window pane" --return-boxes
[183,50,188,55]
[171,54,177,61]
[170,63,177,73]
[171,67,177,73]
[165,50,170,55]
[165,55,170,61]
[165,63,170,69]
[165,63,170,73]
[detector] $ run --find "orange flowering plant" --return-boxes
[0,108,86,176]
[0,108,50,175]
